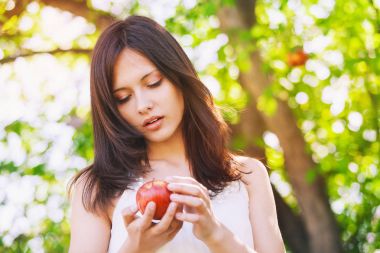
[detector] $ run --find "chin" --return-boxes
[145,130,175,143]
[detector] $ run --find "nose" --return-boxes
[136,92,153,114]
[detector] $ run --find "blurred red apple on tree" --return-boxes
[136,179,172,220]
[287,48,308,67]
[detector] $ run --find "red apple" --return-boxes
[287,49,308,67]
[136,179,172,220]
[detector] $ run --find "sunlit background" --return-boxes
[0,0,379,252]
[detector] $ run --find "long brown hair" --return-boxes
[69,15,242,216]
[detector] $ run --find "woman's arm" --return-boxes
[194,157,285,253]
[68,179,111,253]
[240,157,285,253]
[202,222,257,253]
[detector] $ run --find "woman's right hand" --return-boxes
[118,201,183,253]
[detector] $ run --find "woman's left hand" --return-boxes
[165,176,222,244]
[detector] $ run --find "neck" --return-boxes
[146,130,188,168]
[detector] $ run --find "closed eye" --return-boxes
[147,79,162,88]
[115,79,162,105]
[116,96,130,104]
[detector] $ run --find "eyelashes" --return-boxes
[115,79,162,105]
[116,96,130,104]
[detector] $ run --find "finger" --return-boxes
[167,182,211,209]
[170,193,206,212]
[175,212,200,223]
[167,183,205,198]
[121,205,139,227]
[150,202,178,234]
[166,176,209,197]
[139,201,156,230]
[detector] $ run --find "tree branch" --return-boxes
[39,0,117,31]
[0,0,29,27]
[0,48,92,64]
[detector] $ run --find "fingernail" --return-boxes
[148,202,156,210]
[170,194,178,201]
[165,176,173,182]
[169,202,177,211]
[175,212,183,219]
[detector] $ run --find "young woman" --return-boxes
[68,15,285,253]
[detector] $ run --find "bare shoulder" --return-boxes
[232,155,269,188]
[233,155,285,252]
[69,174,113,253]
[70,174,115,222]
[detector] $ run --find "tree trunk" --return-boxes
[218,1,343,253]
[229,94,309,253]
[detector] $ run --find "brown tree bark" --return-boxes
[0,48,92,64]
[218,1,343,253]
[229,94,309,253]
[1,0,29,26]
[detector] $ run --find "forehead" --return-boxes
[112,48,156,89]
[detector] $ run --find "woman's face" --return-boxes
[112,48,184,143]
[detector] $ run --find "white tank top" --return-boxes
[107,180,254,253]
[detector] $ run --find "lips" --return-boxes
[143,116,164,127]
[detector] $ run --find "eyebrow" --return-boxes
[113,69,157,93]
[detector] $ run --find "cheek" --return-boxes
[170,97,184,124]
[118,106,137,125]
